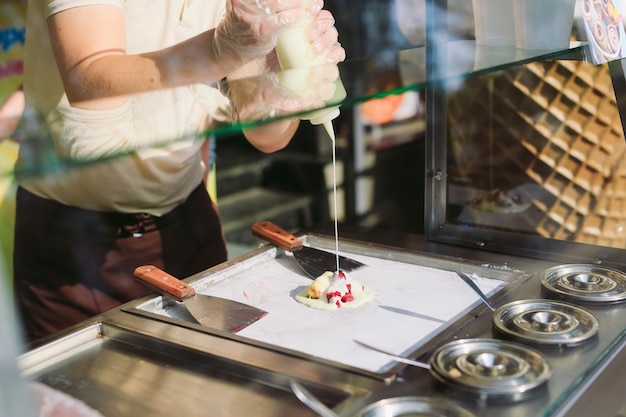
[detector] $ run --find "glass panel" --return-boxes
[1,42,586,184]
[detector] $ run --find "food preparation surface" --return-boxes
[134,246,510,374]
[22,234,626,417]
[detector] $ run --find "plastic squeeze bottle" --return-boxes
[274,9,346,140]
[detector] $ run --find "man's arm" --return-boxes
[47,5,226,110]
[46,4,298,151]
[46,2,343,153]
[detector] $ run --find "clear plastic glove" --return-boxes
[225,59,340,122]
[213,0,323,73]
[306,8,346,64]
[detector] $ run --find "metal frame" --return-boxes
[423,2,626,269]
[424,0,449,236]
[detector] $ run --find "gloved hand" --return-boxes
[305,8,345,65]
[213,0,323,74]
[225,54,340,122]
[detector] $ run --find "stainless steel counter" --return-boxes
[18,227,626,417]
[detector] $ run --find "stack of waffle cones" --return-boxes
[447,59,626,247]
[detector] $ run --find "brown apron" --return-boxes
[13,183,227,343]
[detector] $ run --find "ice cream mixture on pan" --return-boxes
[295,270,375,310]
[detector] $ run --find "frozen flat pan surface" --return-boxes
[138,249,509,374]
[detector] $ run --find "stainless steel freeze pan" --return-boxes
[123,234,521,379]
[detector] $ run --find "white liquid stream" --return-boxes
[331,134,340,272]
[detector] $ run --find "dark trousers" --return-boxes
[13,183,227,343]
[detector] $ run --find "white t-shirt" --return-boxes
[17,0,231,215]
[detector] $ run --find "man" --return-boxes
[14,0,345,342]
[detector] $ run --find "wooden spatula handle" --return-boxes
[134,265,196,301]
[252,221,303,251]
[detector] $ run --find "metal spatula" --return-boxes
[134,265,268,333]
[252,221,366,279]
